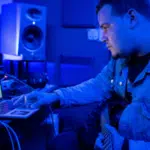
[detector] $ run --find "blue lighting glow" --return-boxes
[32,21,36,25]
[3,54,23,60]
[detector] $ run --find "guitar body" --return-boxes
[100,104,114,150]
[99,95,129,150]
[78,94,129,150]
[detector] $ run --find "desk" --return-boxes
[0,106,53,150]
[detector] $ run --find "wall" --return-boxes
[1,0,111,85]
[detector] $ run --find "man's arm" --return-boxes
[129,98,150,150]
[54,58,115,107]
[129,140,150,150]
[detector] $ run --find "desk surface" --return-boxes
[0,106,52,150]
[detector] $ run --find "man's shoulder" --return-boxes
[107,57,124,67]
[103,58,126,76]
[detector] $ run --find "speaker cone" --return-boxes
[27,8,42,21]
[22,25,43,51]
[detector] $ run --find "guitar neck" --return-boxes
[100,104,114,150]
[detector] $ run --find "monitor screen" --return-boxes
[0,85,3,99]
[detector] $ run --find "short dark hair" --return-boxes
[96,0,150,19]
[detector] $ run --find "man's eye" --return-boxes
[103,26,108,30]
[103,25,110,30]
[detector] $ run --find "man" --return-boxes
[27,0,150,149]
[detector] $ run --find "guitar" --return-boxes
[100,103,114,150]
[79,95,128,150]
[97,97,128,150]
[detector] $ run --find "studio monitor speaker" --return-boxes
[1,3,47,60]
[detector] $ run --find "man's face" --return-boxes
[98,5,135,59]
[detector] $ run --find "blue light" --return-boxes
[32,21,36,25]
[3,54,23,60]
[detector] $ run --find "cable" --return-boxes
[4,122,21,150]
[45,105,57,150]
[4,73,34,91]
[0,121,15,150]
[0,120,21,150]
[48,105,56,137]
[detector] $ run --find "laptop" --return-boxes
[0,85,39,119]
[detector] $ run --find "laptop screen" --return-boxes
[0,85,3,99]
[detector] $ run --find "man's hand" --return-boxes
[94,124,124,150]
[26,91,59,108]
[94,133,104,150]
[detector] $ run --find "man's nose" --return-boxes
[100,31,108,43]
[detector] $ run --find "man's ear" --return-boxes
[125,9,138,29]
